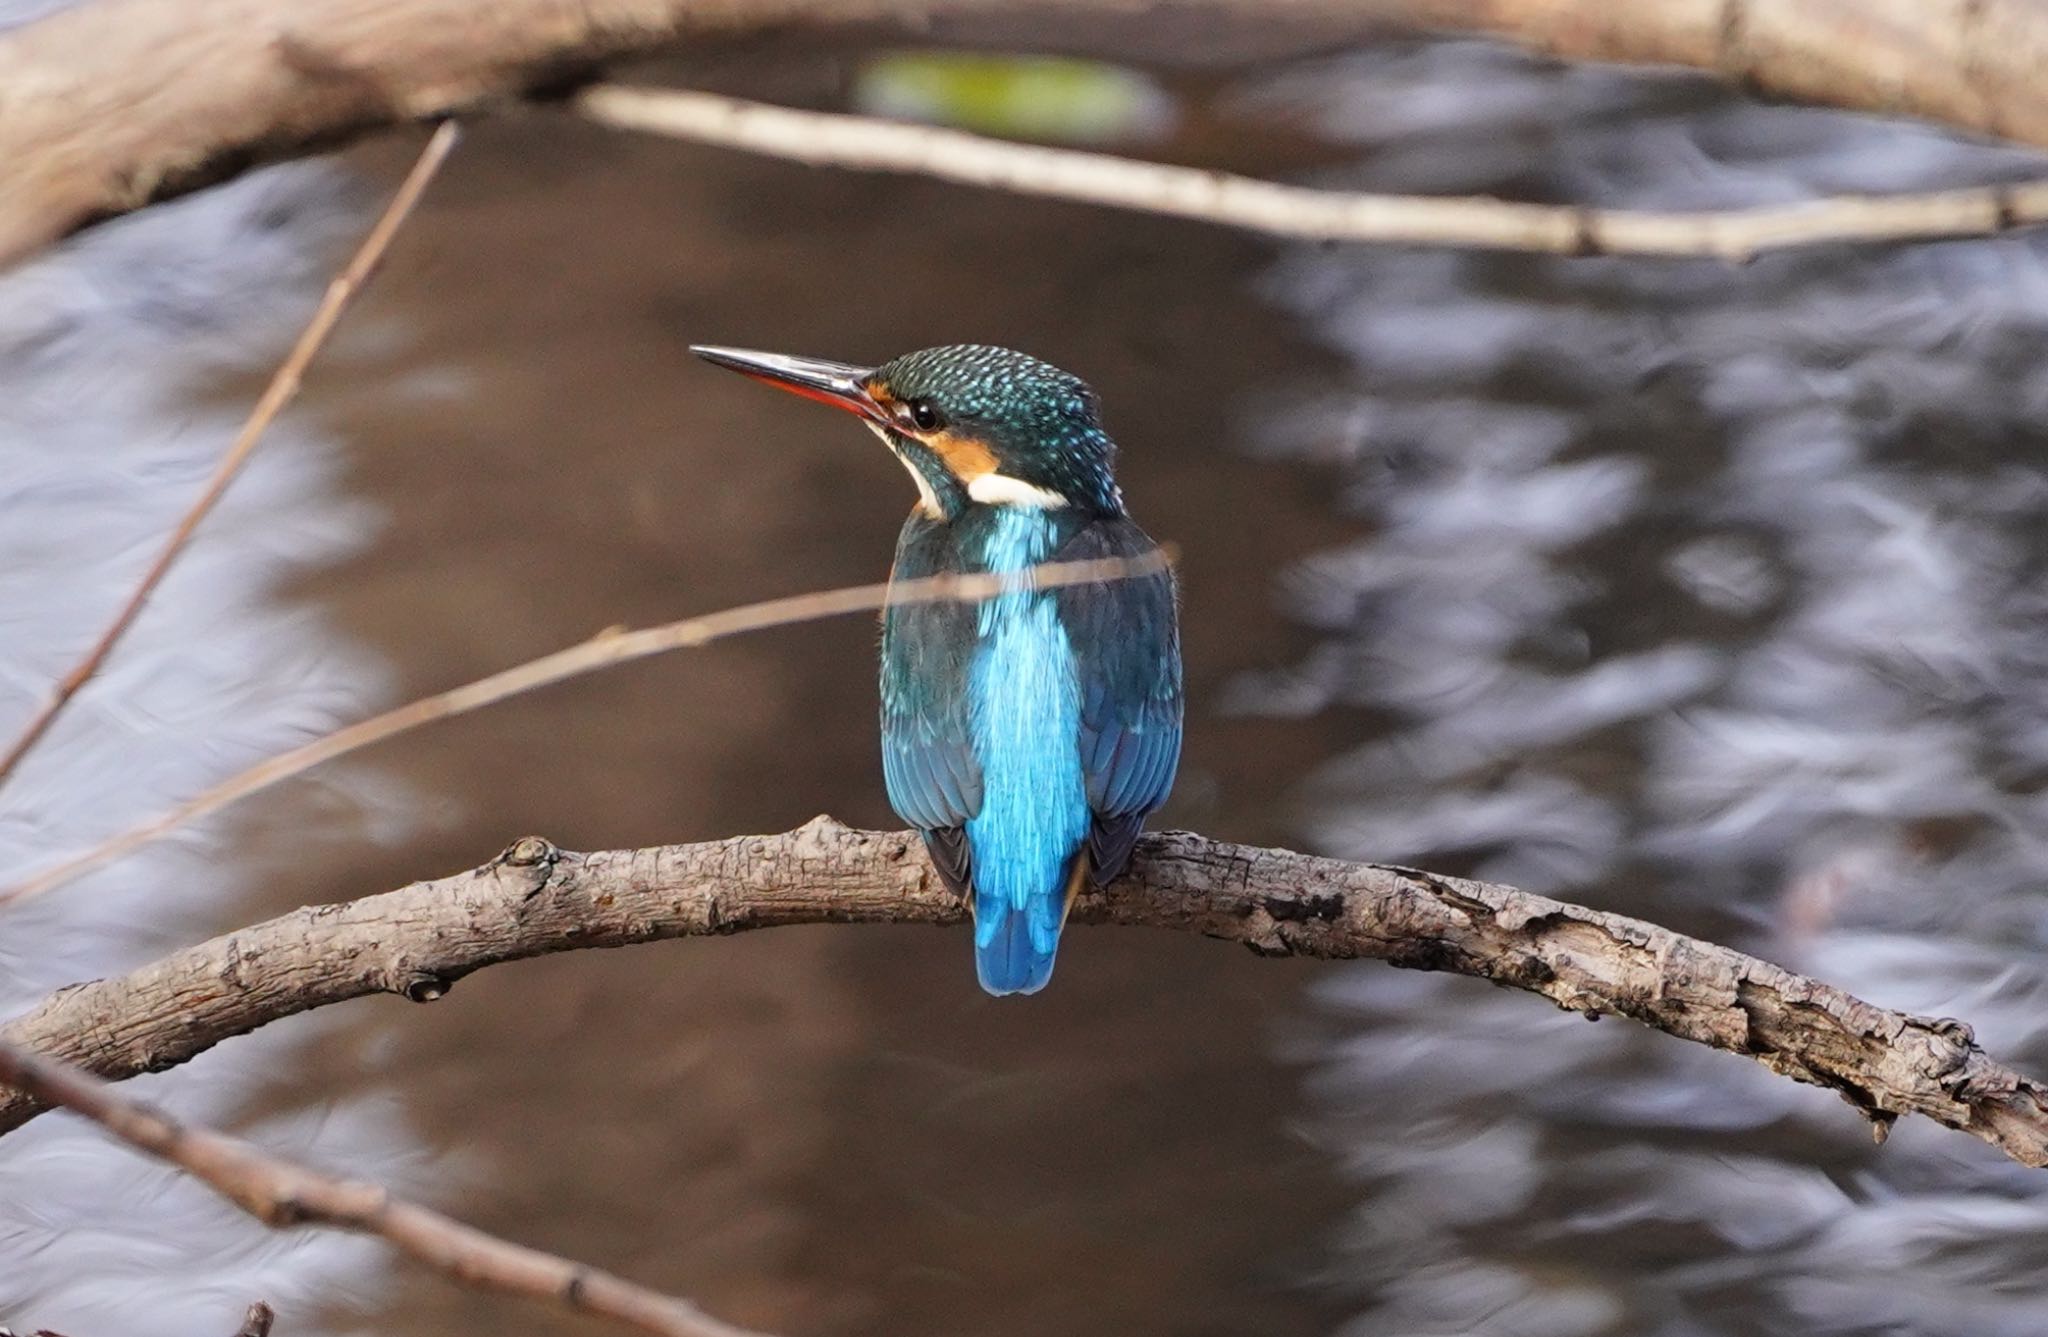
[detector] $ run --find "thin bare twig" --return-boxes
[0,550,1170,910]
[0,121,460,795]
[0,1042,770,1337]
[577,84,2048,263]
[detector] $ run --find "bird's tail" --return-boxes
[973,856,1087,996]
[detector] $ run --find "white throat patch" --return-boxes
[865,421,943,517]
[966,473,1071,510]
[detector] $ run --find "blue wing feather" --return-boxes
[1055,517,1183,884]
[881,515,983,893]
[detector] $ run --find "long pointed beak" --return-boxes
[691,345,886,423]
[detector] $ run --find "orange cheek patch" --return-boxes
[863,378,999,483]
[925,429,999,481]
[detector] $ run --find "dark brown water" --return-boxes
[13,17,2048,1337]
[262,46,1358,1337]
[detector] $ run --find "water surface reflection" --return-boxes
[0,160,409,1332]
[1242,41,2048,1336]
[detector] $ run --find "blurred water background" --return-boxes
[6,7,2048,1336]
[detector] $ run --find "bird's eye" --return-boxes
[903,398,943,432]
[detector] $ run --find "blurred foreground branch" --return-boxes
[0,1045,769,1337]
[6,0,2048,268]
[4,819,2044,1168]
[580,84,2048,262]
[0,550,1170,911]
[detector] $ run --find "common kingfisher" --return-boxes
[693,343,1184,995]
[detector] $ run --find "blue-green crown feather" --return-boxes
[876,345,1124,515]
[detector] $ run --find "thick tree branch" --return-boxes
[7,0,2048,268]
[4,819,2044,1168]
[1441,0,2048,147]
[0,1044,770,1337]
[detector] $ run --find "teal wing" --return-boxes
[880,515,983,893]
[1054,517,1183,884]
[882,512,1181,895]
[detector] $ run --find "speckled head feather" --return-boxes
[869,345,1124,517]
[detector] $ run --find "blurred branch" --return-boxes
[0,123,458,794]
[579,84,2048,261]
[0,550,1168,910]
[7,0,2048,268]
[5,819,2046,1168]
[233,1304,277,1337]
[0,1045,770,1337]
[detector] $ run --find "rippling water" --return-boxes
[0,162,417,1329]
[9,17,2048,1337]
[1238,39,2048,1336]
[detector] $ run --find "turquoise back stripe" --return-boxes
[965,510,1088,988]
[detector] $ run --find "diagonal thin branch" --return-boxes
[576,84,2048,263]
[0,1042,770,1337]
[3,820,2044,1166]
[0,550,1169,911]
[0,121,460,796]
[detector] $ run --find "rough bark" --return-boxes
[4,819,2044,1169]
[6,0,2048,268]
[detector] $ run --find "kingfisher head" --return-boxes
[692,343,1124,520]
